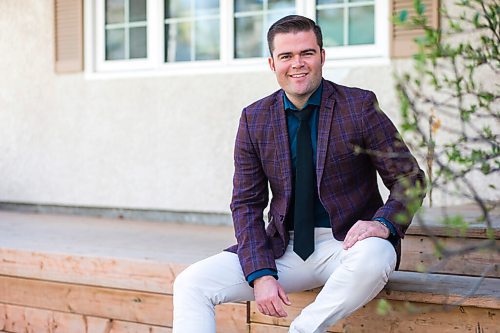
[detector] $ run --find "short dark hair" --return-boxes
[267,15,323,56]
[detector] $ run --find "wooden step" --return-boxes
[1,209,499,333]
[399,204,499,278]
[249,271,500,332]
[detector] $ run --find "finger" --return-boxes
[278,287,291,306]
[260,304,271,316]
[270,299,287,317]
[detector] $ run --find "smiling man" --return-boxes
[173,15,425,333]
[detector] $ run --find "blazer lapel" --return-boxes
[316,81,336,186]
[271,91,293,200]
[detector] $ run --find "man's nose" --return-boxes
[291,55,304,68]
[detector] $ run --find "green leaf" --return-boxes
[414,0,425,16]
[399,9,408,23]
[376,299,392,316]
[442,215,469,237]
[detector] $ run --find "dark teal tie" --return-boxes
[292,106,315,261]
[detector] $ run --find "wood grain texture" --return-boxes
[0,276,247,332]
[400,235,499,278]
[0,248,186,294]
[383,271,500,309]
[0,303,172,333]
[250,298,500,332]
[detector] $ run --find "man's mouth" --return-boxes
[289,73,307,78]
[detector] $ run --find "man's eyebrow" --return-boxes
[301,48,317,54]
[276,51,293,58]
[276,49,317,58]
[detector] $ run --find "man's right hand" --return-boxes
[253,275,291,318]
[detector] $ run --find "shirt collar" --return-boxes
[283,80,323,111]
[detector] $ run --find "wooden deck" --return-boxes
[1,207,499,332]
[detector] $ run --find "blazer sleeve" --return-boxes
[230,108,277,278]
[360,91,426,238]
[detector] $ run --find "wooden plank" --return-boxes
[407,205,500,238]
[400,235,500,278]
[0,276,247,331]
[0,303,171,333]
[383,271,500,309]
[215,302,249,333]
[250,323,289,333]
[0,248,186,294]
[250,297,500,332]
[0,275,169,326]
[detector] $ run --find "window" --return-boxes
[313,0,388,59]
[234,0,295,58]
[316,0,375,47]
[105,0,148,60]
[90,0,390,73]
[164,0,220,62]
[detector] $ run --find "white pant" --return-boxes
[173,228,396,333]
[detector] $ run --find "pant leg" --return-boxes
[173,229,333,333]
[289,237,397,333]
[172,251,253,333]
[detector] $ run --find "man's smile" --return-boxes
[289,73,308,78]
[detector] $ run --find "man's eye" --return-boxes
[280,55,290,60]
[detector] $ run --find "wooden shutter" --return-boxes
[390,0,440,58]
[54,0,83,73]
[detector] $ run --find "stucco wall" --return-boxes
[4,0,492,217]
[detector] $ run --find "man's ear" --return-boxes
[268,56,275,72]
[321,48,326,66]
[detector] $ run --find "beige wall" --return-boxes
[2,0,493,216]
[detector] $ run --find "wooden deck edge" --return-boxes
[0,275,247,333]
[0,248,187,294]
[1,248,498,310]
[0,303,172,333]
[249,297,500,332]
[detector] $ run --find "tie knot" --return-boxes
[292,105,314,122]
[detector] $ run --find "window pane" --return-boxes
[235,16,263,58]
[130,0,147,22]
[195,0,219,16]
[106,0,124,24]
[195,19,219,60]
[235,0,262,12]
[106,28,125,60]
[165,22,191,62]
[268,0,294,10]
[130,27,147,58]
[317,8,343,47]
[165,0,190,18]
[348,5,374,45]
[317,0,343,4]
[349,0,369,2]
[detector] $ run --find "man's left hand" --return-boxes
[343,220,390,250]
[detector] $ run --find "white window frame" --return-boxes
[86,0,389,76]
[305,0,389,60]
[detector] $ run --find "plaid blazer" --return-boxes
[226,79,425,279]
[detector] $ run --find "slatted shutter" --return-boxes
[390,0,440,58]
[54,0,83,72]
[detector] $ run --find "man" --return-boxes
[173,15,425,333]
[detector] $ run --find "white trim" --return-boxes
[84,56,390,80]
[84,0,95,74]
[318,0,388,60]
[95,0,154,72]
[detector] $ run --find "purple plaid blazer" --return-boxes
[226,79,425,279]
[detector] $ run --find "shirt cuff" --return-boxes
[373,217,400,248]
[247,269,278,287]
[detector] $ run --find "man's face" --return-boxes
[268,30,325,105]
